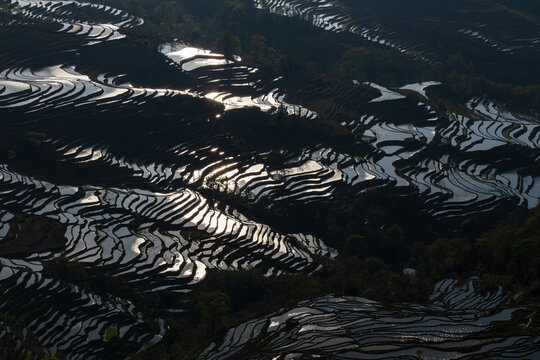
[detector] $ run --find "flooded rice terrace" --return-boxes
[0,0,539,358]
[201,278,540,360]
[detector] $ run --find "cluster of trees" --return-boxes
[34,170,538,358]
[337,47,431,86]
[2,0,540,357]
[131,205,539,359]
[128,259,430,359]
[104,0,540,110]
[0,3,21,23]
[100,0,252,53]
[0,312,59,360]
[4,0,539,109]
[29,204,540,359]
[0,214,65,257]
[413,207,540,295]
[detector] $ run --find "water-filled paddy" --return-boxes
[0,0,539,358]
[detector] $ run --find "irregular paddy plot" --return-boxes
[465,98,540,150]
[254,0,540,82]
[0,1,539,358]
[0,65,189,111]
[41,90,538,219]
[0,257,163,359]
[160,43,318,118]
[0,165,335,291]
[200,277,540,360]
[1,1,538,219]
[12,0,143,44]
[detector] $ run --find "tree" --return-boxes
[218,31,242,58]
[250,35,267,64]
[196,291,231,333]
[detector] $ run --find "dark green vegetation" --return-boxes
[0,3,20,22]
[0,0,539,358]
[38,205,540,359]
[0,214,65,257]
[145,206,539,358]
[99,0,540,111]
[415,207,540,295]
[0,312,59,360]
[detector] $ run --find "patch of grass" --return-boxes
[105,326,118,342]
[502,123,520,139]
[25,131,46,146]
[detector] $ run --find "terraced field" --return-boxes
[0,0,539,358]
[255,0,540,83]
[201,278,540,360]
